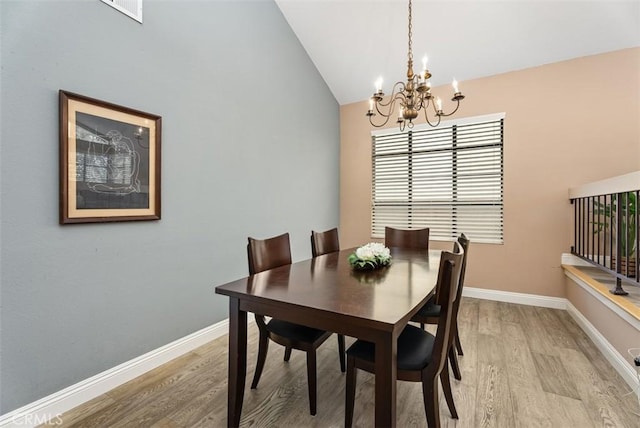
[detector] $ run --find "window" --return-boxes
[371,113,504,244]
[100,0,143,23]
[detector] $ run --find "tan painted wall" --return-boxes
[340,48,640,298]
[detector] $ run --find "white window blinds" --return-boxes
[371,114,504,244]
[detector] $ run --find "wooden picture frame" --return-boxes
[59,90,161,224]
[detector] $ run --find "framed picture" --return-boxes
[59,90,161,224]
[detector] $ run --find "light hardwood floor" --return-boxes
[45,298,640,427]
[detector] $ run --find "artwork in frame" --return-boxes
[59,90,161,224]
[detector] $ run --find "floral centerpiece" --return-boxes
[348,242,392,271]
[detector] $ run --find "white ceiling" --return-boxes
[275,0,640,105]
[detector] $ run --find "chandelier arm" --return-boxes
[419,95,431,111]
[374,93,400,118]
[391,92,408,105]
[369,113,394,128]
[370,92,411,127]
[423,108,442,127]
[415,92,427,111]
[439,100,462,117]
[373,102,388,118]
[372,96,401,126]
[375,93,407,122]
[375,82,407,108]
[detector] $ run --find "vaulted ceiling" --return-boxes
[275,0,640,105]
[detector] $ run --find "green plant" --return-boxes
[592,192,637,256]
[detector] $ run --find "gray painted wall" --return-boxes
[0,0,339,413]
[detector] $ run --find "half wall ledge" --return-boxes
[562,254,640,324]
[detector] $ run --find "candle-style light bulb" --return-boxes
[398,107,404,119]
[436,97,443,111]
[421,56,428,79]
[369,99,374,111]
[375,77,383,92]
[452,79,459,93]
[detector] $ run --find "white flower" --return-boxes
[356,243,390,262]
[356,245,375,260]
[368,242,390,260]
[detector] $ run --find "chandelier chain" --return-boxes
[407,0,413,63]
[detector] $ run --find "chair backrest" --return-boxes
[454,233,470,304]
[311,228,340,257]
[430,248,463,374]
[434,241,464,306]
[247,233,292,275]
[384,226,429,250]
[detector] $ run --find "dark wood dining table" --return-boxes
[215,247,442,427]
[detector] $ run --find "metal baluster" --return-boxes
[611,192,628,295]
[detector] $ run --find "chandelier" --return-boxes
[366,0,465,131]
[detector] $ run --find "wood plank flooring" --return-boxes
[44,298,640,427]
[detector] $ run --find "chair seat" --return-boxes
[346,325,436,371]
[415,300,441,318]
[267,319,327,343]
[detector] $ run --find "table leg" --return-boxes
[374,331,397,427]
[228,297,247,428]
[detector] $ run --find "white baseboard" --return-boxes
[566,301,639,392]
[462,286,567,309]
[0,319,230,428]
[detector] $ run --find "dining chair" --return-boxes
[310,228,346,372]
[345,244,464,428]
[385,226,430,250]
[412,234,470,382]
[247,232,340,416]
[310,227,340,257]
